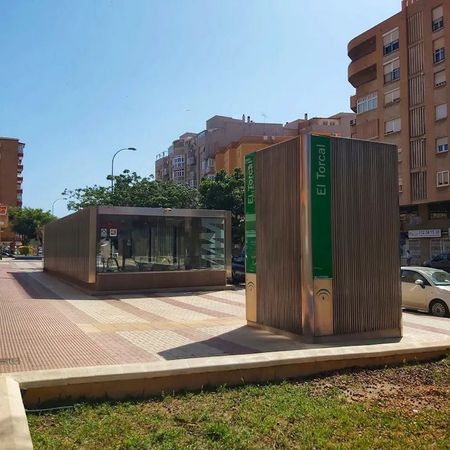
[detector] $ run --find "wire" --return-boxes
[25,404,81,414]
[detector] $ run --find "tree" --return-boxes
[63,171,199,211]
[8,207,56,245]
[199,169,245,248]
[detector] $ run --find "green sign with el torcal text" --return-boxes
[245,153,256,273]
[311,135,333,278]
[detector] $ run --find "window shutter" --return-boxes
[432,6,443,21]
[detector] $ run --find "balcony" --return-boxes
[17,164,23,173]
[17,176,23,182]
[17,188,23,194]
[348,52,377,88]
[348,35,376,61]
[350,95,357,112]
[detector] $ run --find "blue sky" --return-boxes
[0,0,400,217]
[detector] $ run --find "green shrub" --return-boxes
[18,246,33,256]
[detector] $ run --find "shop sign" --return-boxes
[311,135,332,278]
[109,228,118,237]
[408,229,441,239]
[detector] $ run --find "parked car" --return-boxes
[401,266,450,317]
[232,251,245,284]
[423,252,450,272]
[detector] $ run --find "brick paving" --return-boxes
[0,259,449,374]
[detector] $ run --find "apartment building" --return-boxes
[0,137,24,242]
[155,115,292,187]
[348,0,450,263]
[215,112,355,175]
[215,136,292,175]
[155,133,196,185]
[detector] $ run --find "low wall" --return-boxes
[95,270,227,291]
[14,343,450,408]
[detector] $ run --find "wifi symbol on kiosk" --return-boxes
[316,288,331,301]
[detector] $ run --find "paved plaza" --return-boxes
[0,260,449,374]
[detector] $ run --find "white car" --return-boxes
[401,266,450,317]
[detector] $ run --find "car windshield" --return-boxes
[430,270,450,286]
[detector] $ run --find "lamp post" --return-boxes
[51,198,65,216]
[111,147,137,193]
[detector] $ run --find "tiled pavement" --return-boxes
[0,259,449,374]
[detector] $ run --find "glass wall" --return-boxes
[96,214,225,273]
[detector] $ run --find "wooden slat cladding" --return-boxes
[44,207,96,284]
[256,137,302,334]
[407,11,423,45]
[331,138,401,335]
[410,106,426,137]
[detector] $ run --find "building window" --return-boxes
[435,103,447,121]
[384,88,400,105]
[432,6,444,32]
[399,177,403,193]
[437,170,450,187]
[383,28,399,55]
[356,92,378,114]
[433,38,445,63]
[172,155,185,170]
[436,137,449,153]
[398,148,402,162]
[383,58,400,83]
[434,70,446,87]
[173,169,185,178]
[188,179,197,188]
[385,117,401,134]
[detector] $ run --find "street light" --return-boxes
[51,198,65,216]
[111,147,137,193]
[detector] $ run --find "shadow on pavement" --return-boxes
[8,272,62,300]
[158,325,402,361]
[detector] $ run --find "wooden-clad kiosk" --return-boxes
[245,135,402,340]
[44,207,232,292]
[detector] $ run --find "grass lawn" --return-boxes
[28,356,450,450]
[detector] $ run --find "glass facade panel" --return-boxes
[96,214,225,273]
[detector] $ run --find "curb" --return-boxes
[0,377,33,450]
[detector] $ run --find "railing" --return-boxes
[156,151,168,160]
